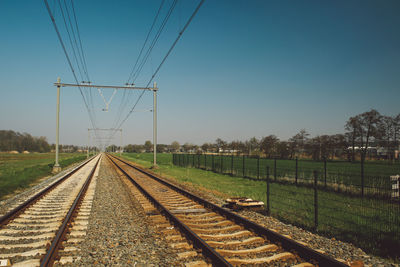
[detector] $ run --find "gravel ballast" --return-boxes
[152,168,399,267]
[71,158,184,266]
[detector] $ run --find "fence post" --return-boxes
[204,154,207,170]
[198,154,200,168]
[257,156,260,179]
[295,157,298,185]
[212,154,215,171]
[324,158,327,188]
[314,170,318,231]
[231,154,234,176]
[221,155,223,173]
[193,154,195,167]
[266,166,270,216]
[361,158,365,197]
[243,155,245,177]
[274,158,277,181]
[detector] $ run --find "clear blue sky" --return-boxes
[0,0,399,147]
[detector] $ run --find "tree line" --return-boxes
[0,130,89,153]
[0,130,51,153]
[121,109,400,162]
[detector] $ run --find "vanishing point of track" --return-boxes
[0,154,101,266]
[107,153,347,267]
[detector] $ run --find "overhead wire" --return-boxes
[109,0,176,140]
[71,0,90,81]
[61,0,99,144]
[110,0,205,141]
[44,0,102,148]
[61,0,95,125]
[112,0,166,136]
[129,0,178,83]
[126,0,166,84]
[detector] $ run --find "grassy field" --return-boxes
[121,153,400,259]
[175,154,400,196]
[0,152,87,200]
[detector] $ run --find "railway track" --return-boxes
[0,154,101,266]
[107,153,348,267]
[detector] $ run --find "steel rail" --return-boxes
[0,156,95,228]
[41,155,101,266]
[109,154,348,267]
[106,154,231,267]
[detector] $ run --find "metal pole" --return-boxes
[295,157,298,185]
[87,129,89,159]
[153,82,157,167]
[120,129,122,157]
[314,170,319,231]
[53,77,61,173]
[266,166,270,215]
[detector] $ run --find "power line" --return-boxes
[111,0,176,134]
[113,0,166,132]
[44,0,101,147]
[145,0,205,87]
[57,0,84,81]
[71,0,90,81]
[126,0,165,84]
[130,0,178,83]
[113,0,205,137]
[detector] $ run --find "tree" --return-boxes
[229,140,243,155]
[170,141,180,152]
[215,138,227,153]
[260,135,279,158]
[378,115,395,159]
[345,116,361,161]
[144,140,152,152]
[201,143,211,153]
[157,144,168,153]
[394,114,400,154]
[276,141,290,159]
[182,143,195,153]
[357,109,381,162]
[245,137,260,155]
[289,129,309,158]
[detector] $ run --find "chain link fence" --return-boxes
[173,153,400,257]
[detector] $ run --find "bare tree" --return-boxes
[260,135,279,158]
[215,138,227,153]
[345,116,361,162]
[245,137,260,155]
[357,109,381,162]
[289,129,309,158]
[170,141,180,152]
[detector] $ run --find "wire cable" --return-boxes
[112,0,205,139]
[44,0,101,147]
[126,0,165,84]
[130,0,177,83]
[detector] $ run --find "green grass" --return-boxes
[0,152,87,200]
[121,152,400,260]
[175,154,400,196]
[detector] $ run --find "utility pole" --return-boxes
[87,129,90,158]
[53,77,62,173]
[53,80,158,164]
[120,129,123,157]
[153,82,158,167]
